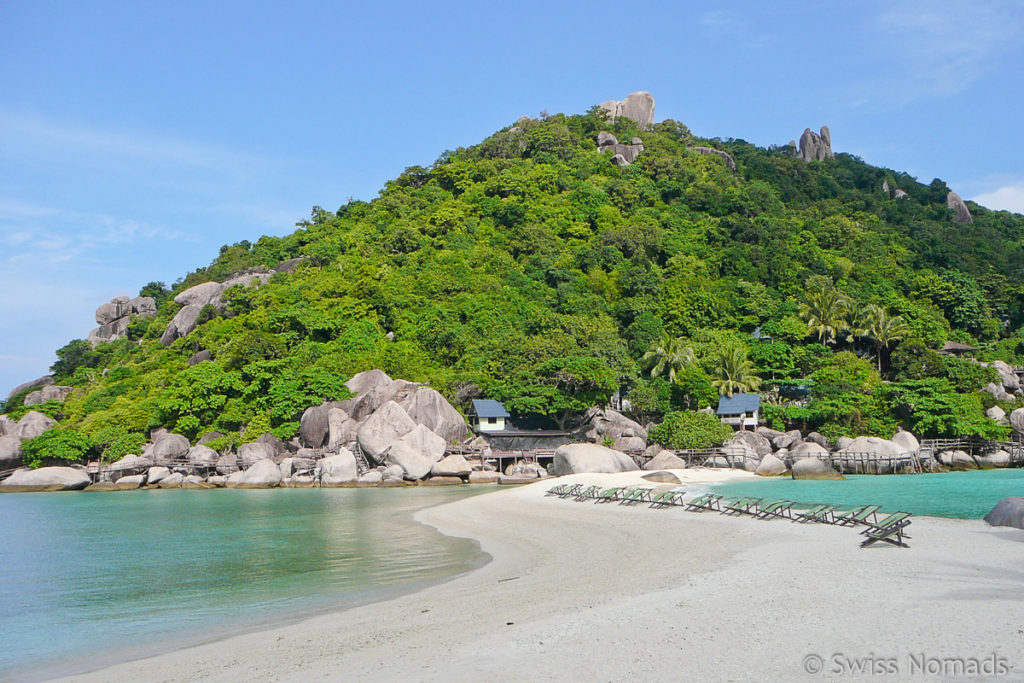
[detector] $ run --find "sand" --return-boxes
[64,469,1024,682]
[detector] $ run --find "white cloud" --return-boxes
[972,183,1024,215]
[871,0,1023,102]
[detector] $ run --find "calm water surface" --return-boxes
[0,487,487,680]
[711,468,1024,518]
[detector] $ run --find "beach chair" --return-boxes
[594,487,626,503]
[721,497,763,516]
[573,485,600,501]
[859,512,912,549]
[685,494,722,512]
[545,483,570,497]
[834,505,881,527]
[753,500,796,520]
[618,488,653,506]
[649,488,687,509]
[793,504,838,524]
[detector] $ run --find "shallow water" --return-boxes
[710,468,1024,518]
[0,487,487,680]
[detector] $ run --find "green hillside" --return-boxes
[6,105,1024,461]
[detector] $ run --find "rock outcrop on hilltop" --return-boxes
[689,146,737,171]
[598,91,655,129]
[795,126,834,161]
[946,190,973,224]
[87,296,157,346]
[597,132,644,165]
[7,376,54,401]
[160,270,273,346]
[23,385,72,406]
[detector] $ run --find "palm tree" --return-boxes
[798,286,850,344]
[641,333,695,383]
[712,347,762,397]
[856,303,908,372]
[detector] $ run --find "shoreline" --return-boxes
[62,469,1024,681]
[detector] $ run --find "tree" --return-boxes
[712,347,761,397]
[798,281,850,344]
[855,304,908,372]
[640,332,695,383]
[649,411,733,449]
[21,428,94,468]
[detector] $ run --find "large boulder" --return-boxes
[7,375,54,401]
[187,445,219,467]
[598,91,655,128]
[15,411,56,440]
[728,430,772,458]
[976,450,1011,468]
[1,466,90,492]
[791,458,844,480]
[338,369,394,420]
[946,190,973,224]
[159,303,205,346]
[174,281,224,308]
[216,453,239,475]
[790,441,829,460]
[985,382,1014,402]
[320,451,358,486]
[642,451,687,471]
[990,361,1021,394]
[983,497,1024,530]
[109,453,152,472]
[385,424,446,480]
[1011,408,1024,435]
[148,433,190,461]
[0,414,15,436]
[584,407,648,452]
[689,146,737,171]
[987,405,1007,423]
[755,453,788,477]
[232,458,282,488]
[299,403,333,448]
[24,385,72,406]
[431,454,472,477]
[146,466,171,484]
[237,441,277,468]
[0,435,23,467]
[837,436,904,458]
[398,386,468,444]
[796,126,834,162]
[550,443,639,476]
[357,401,417,462]
[158,472,184,488]
[891,431,920,455]
[328,408,360,449]
[804,432,831,450]
[939,450,976,470]
[116,474,145,490]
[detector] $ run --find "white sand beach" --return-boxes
[65,469,1024,682]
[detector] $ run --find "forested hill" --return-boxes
[5,101,1024,461]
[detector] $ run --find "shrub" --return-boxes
[21,428,95,468]
[649,411,733,450]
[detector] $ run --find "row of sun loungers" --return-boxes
[545,483,912,548]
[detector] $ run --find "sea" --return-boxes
[710,468,1024,519]
[0,487,488,681]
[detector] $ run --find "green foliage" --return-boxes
[19,104,1024,443]
[649,411,733,449]
[21,428,94,468]
[884,379,1009,439]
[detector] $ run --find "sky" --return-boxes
[2,0,1023,394]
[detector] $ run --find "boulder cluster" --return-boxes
[0,411,57,469]
[88,296,157,346]
[160,270,273,346]
[882,179,908,200]
[790,126,834,162]
[946,190,973,224]
[689,146,737,171]
[982,360,1023,403]
[598,91,655,129]
[597,132,644,167]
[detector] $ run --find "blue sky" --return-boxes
[2,0,1023,394]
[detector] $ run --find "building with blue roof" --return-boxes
[716,393,760,430]
[470,399,511,433]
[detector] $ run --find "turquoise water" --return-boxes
[711,469,1024,519]
[0,487,487,680]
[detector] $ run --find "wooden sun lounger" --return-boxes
[753,500,796,520]
[793,504,838,524]
[834,505,881,527]
[721,497,763,516]
[594,487,626,503]
[649,488,687,509]
[685,494,722,512]
[859,512,912,549]
[618,488,653,506]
